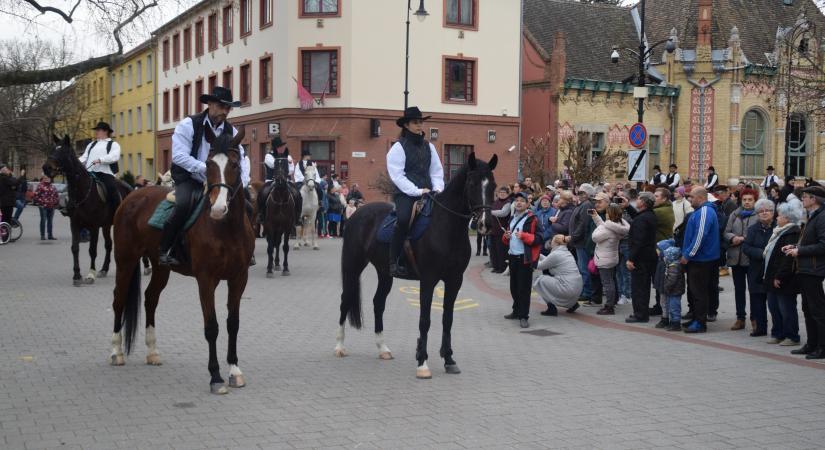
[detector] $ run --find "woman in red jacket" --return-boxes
[503,192,542,328]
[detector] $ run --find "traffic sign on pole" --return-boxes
[627,149,648,182]
[628,122,648,149]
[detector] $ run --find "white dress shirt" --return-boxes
[704,173,719,189]
[294,161,321,184]
[264,153,294,181]
[171,115,250,186]
[79,138,121,176]
[386,141,445,197]
[761,174,778,188]
[666,172,681,189]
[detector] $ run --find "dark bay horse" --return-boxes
[43,135,132,286]
[264,157,297,277]
[336,153,497,379]
[111,128,255,395]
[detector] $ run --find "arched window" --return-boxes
[740,110,766,176]
[787,113,808,177]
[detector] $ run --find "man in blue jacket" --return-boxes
[680,187,720,333]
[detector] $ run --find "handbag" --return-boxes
[587,257,598,275]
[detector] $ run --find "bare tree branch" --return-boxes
[112,0,157,54]
[21,0,81,23]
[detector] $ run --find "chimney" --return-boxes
[698,0,712,46]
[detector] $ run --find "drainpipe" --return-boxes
[668,96,676,164]
[687,75,720,183]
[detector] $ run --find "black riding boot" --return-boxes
[389,226,408,278]
[158,214,181,266]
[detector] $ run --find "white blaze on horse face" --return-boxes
[210,153,229,219]
[478,178,490,234]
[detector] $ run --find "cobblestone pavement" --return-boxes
[2,208,825,449]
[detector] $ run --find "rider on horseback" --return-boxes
[295,148,324,201]
[260,136,302,225]
[159,86,251,266]
[386,107,444,278]
[78,122,123,213]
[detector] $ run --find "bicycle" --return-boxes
[0,211,11,245]
[7,216,22,242]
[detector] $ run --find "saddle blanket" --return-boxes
[376,197,433,244]
[148,197,206,231]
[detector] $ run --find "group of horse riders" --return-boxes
[73,86,443,279]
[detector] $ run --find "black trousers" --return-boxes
[97,173,121,211]
[391,194,418,262]
[160,178,202,252]
[631,259,655,320]
[259,181,301,222]
[687,260,718,325]
[799,274,825,349]
[509,257,534,319]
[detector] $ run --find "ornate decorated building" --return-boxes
[522,0,825,184]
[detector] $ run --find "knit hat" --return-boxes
[577,183,596,197]
[675,186,686,196]
[540,194,552,203]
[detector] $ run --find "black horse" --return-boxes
[264,157,298,277]
[43,135,131,286]
[335,153,497,379]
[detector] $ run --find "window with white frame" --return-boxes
[146,103,153,131]
[787,113,808,177]
[127,109,133,134]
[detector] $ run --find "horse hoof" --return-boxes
[73,279,82,287]
[379,351,394,360]
[313,246,319,250]
[274,264,281,270]
[334,348,348,357]
[110,354,125,366]
[282,270,290,276]
[143,267,152,276]
[210,383,228,395]
[146,353,162,366]
[98,271,107,278]
[266,272,274,279]
[304,242,310,247]
[416,367,432,379]
[229,374,246,388]
[84,277,95,285]
[445,364,461,375]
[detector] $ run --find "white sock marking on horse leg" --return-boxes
[418,361,429,370]
[229,364,243,376]
[145,325,158,355]
[111,332,123,357]
[335,325,346,352]
[210,153,229,219]
[375,332,391,354]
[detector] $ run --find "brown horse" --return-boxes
[111,127,255,395]
[42,135,132,286]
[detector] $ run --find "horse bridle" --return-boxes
[425,189,492,221]
[49,148,96,210]
[205,149,243,206]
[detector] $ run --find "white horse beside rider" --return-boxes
[296,165,320,250]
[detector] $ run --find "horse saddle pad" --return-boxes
[148,193,206,231]
[376,197,433,244]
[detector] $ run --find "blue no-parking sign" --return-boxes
[628,122,647,149]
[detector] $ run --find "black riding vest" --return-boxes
[171,110,234,184]
[665,172,677,185]
[265,150,289,180]
[396,130,432,195]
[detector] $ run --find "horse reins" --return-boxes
[425,192,491,221]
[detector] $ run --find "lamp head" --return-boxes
[611,46,620,64]
[414,0,428,22]
[665,38,676,54]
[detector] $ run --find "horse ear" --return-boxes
[467,152,477,170]
[231,126,245,148]
[488,154,498,171]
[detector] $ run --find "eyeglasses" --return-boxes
[757,209,774,214]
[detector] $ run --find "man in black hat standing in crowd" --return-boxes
[665,164,681,190]
[761,166,779,189]
[704,166,719,190]
[649,165,665,186]
[386,106,444,278]
[78,121,123,212]
[159,86,250,266]
[260,136,302,225]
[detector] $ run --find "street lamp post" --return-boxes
[404,0,428,110]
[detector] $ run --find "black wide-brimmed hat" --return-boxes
[767,165,775,171]
[396,106,431,127]
[271,136,287,150]
[199,86,241,107]
[92,121,113,133]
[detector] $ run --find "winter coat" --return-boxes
[33,181,59,209]
[533,205,555,242]
[722,197,738,216]
[569,199,593,248]
[591,215,630,268]
[662,262,686,296]
[0,173,18,207]
[490,197,510,237]
[762,224,800,296]
[796,205,825,277]
[15,176,27,201]
[533,245,582,308]
[724,207,759,267]
[672,198,693,231]
[628,209,658,263]
[742,221,774,294]
[551,205,573,236]
[653,201,675,242]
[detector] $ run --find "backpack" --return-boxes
[83,141,119,174]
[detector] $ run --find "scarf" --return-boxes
[763,223,796,277]
[739,208,755,219]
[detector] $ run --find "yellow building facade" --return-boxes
[55,67,111,152]
[110,40,157,180]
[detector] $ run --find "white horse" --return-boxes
[157,171,174,187]
[296,165,320,250]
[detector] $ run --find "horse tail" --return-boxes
[121,264,142,355]
[340,228,363,329]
